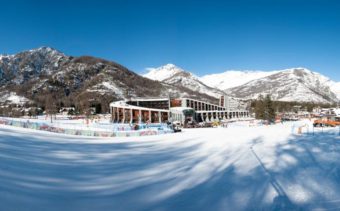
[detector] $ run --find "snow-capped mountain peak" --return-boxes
[143,64,226,98]
[28,46,62,53]
[225,67,339,103]
[143,63,185,81]
[200,70,279,90]
[143,64,340,103]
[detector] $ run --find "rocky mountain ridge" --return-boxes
[145,64,340,104]
[0,47,217,113]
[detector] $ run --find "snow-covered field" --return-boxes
[1,122,340,210]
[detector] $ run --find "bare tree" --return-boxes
[45,94,58,123]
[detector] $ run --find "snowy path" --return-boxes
[1,123,340,210]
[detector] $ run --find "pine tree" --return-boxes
[255,95,265,119]
[264,94,275,123]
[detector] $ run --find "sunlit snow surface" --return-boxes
[1,122,340,211]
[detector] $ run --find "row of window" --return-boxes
[185,99,225,111]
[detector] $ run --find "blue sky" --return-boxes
[1,0,340,80]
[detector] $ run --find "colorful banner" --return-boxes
[0,118,173,137]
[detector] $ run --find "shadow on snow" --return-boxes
[1,126,340,211]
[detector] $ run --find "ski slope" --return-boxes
[1,122,340,210]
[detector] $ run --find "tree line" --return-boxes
[250,94,337,122]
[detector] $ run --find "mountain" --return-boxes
[1,47,338,116]
[200,67,340,103]
[144,64,340,103]
[143,64,183,81]
[200,70,279,90]
[0,48,217,114]
[225,68,339,103]
[144,64,226,98]
[330,82,340,100]
[0,47,66,84]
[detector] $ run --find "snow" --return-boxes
[330,82,340,100]
[200,70,279,90]
[3,116,115,132]
[199,67,337,94]
[87,81,124,97]
[0,54,13,60]
[1,121,340,210]
[220,68,339,103]
[28,46,64,57]
[0,92,30,105]
[335,109,340,116]
[143,64,340,103]
[144,64,225,98]
[1,116,172,135]
[143,64,277,97]
[143,64,184,81]
[163,72,224,98]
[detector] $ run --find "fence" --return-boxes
[0,118,173,137]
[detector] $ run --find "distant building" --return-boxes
[314,107,340,117]
[110,99,169,124]
[109,96,250,124]
[59,107,75,116]
[219,95,248,111]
